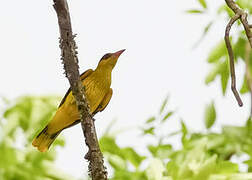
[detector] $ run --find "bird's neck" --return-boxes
[94,65,112,83]
[95,65,112,74]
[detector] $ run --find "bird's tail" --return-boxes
[32,125,61,152]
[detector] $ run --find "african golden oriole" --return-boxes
[32,49,125,152]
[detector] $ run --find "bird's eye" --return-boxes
[101,53,111,60]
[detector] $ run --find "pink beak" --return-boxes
[113,49,126,57]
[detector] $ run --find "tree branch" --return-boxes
[224,14,243,106]
[52,0,107,179]
[224,0,252,106]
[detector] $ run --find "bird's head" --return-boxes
[97,49,125,69]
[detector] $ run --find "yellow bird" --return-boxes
[32,49,125,152]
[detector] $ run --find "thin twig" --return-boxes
[224,14,243,106]
[224,0,252,106]
[52,0,107,179]
[225,0,252,46]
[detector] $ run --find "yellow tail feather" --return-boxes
[32,126,60,152]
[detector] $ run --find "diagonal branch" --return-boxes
[52,0,107,179]
[224,0,252,106]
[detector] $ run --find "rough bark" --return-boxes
[53,0,107,179]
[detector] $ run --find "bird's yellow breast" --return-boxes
[83,71,111,113]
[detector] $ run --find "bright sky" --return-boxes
[0,0,250,178]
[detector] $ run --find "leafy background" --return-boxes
[1,0,252,179]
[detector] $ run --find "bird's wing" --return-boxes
[58,69,93,108]
[80,69,94,80]
[93,88,113,114]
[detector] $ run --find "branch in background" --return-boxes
[224,14,243,106]
[245,42,252,117]
[224,0,252,106]
[225,1,252,46]
[52,0,107,179]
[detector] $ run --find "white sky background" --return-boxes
[0,0,250,178]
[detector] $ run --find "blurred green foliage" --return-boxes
[1,1,252,180]
[99,2,252,179]
[0,96,73,180]
[1,96,252,179]
[189,0,252,97]
[204,101,216,129]
[101,99,252,180]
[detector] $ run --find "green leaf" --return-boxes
[237,0,252,13]
[108,155,127,170]
[220,58,229,95]
[143,127,155,135]
[148,144,173,158]
[100,136,123,157]
[217,5,235,17]
[205,61,224,84]
[204,102,216,129]
[148,145,158,157]
[100,136,146,168]
[203,21,212,34]
[54,138,65,147]
[240,74,249,94]
[233,36,246,60]
[162,111,174,123]
[246,117,252,132]
[121,147,146,168]
[186,9,204,14]
[146,116,156,124]
[198,0,207,9]
[181,120,188,136]
[159,96,169,114]
[166,160,181,178]
[181,120,188,145]
[193,21,213,47]
[207,40,227,63]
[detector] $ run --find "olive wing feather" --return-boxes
[58,69,93,108]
